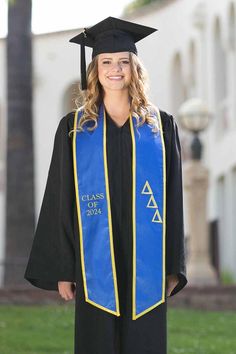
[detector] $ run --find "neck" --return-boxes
[103,90,130,118]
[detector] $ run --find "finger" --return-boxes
[68,284,76,298]
[65,286,76,300]
[60,292,73,301]
[58,283,75,299]
[167,283,177,296]
[166,282,177,297]
[59,288,72,300]
[63,291,74,300]
[166,285,171,296]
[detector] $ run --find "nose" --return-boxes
[110,62,122,72]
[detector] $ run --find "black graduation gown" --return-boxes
[24,108,187,354]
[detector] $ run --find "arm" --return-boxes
[165,115,187,296]
[24,115,76,290]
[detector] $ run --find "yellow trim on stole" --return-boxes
[72,108,120,316]
[130,109,166,320]
[72,107,166,320]
[103,110,120,316]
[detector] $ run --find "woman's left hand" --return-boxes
[166,274,179,297]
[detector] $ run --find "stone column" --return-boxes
[184,160,218,285]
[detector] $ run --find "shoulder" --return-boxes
[59,110,76,129]
[55,110,77,138]
[159,109,174,128]
[147,103,175,129]
[148,103,174,129]
[158,108,180,135]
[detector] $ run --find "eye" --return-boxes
[102,60,111,65]
[120,60,130,65]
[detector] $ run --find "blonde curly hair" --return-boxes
[69,52,160,135]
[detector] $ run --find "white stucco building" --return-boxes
[0,0,236,286]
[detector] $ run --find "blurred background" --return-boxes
[1,0,236,288]
[0,0,236,353]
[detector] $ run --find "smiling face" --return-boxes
[97,52,132,93]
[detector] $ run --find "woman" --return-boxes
[25,16,187,354]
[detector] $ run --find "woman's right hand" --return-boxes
[58,281,76,301]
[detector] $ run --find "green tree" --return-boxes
[4,0,35,286]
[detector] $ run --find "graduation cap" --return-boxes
[69,16,158,90]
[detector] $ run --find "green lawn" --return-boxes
[0,305,235,354]
[168,308,236,354]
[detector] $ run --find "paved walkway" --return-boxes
[0,285,236,311]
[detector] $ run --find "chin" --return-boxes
[103,84,128,92]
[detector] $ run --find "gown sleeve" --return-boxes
[165,114,188,296]
[24,114,76,291]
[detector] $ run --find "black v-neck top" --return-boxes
[105,110,133,311]
[105,109,130,129]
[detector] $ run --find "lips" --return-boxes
[107,76,124,80]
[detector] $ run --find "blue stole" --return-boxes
[72,103,166,320]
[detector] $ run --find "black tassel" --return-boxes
[81,29,87,90]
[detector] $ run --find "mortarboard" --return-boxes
[69,16,158,90]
